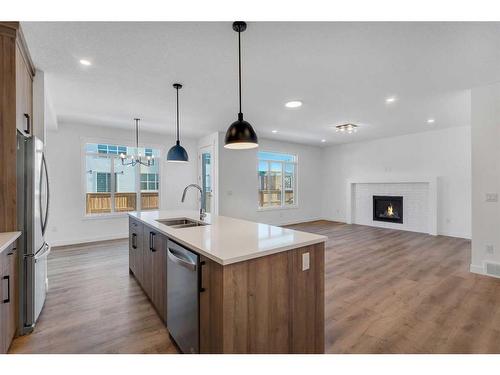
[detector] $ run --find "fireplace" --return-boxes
[373,195,403,224]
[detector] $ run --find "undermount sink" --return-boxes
[156,218,208,229]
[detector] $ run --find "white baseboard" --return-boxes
[273,217,324,227]
[469,264,484,275]
[50,233,128,248]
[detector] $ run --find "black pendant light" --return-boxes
[167,83,189,162]
[224,21,258,149]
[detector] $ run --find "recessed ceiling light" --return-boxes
[385,96,396,103]
[321,139,326,143]
[285,100,302,108]
[79,59,92,66]
[272,130,278,133]
[427,118,435,124]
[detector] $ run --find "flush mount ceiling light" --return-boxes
[272,130,278,133]
[224,21,259,150]
[321,139,326,143]
[427,118,436,124]
[167,83,189,162]
[385,96,396,103]
[120,118,155,167]
[335,123,358,134]
[79,59,92,66]
[285,100,303,108]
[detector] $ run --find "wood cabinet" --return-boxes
[0,243,18,354]
[0,22,34,234]
[199,242,325,354]
[150,232,167,322]
[129,218,167,323]
[128,218,144,283]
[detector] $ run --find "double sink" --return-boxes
[156,218,208,229]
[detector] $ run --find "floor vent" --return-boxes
[485,262,500,278]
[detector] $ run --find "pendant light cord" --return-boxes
[176,85,180,144]
[238,27,242,115]
[135,118,139,152]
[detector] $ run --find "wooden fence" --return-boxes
[86,192,158,214]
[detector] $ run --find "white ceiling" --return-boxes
[22,22,500,146]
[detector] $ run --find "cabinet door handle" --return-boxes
[199,261,206,292]
[24,113,31,134]
[3,275,10,303]
[149,232,156,252]
[132,233,137,249]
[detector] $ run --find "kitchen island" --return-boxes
[128,210,326,354]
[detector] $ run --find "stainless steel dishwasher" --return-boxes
[166,239,201,354]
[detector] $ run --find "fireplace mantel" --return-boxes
[346,176,438,235]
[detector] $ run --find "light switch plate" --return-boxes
[302,252,310,271]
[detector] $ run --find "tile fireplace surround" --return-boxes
[346,177,438,235]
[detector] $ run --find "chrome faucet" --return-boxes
[181,184,206,220]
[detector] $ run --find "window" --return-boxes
[85,143,160,215]
[141,173,159,191]
[258,151,297,209]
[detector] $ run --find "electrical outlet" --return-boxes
[486,244,495,255]
[485,193,498,202]
[302,252,310,271]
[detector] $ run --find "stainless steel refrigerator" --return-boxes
[16,130,50,334]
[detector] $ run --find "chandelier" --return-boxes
[120,118,155,167]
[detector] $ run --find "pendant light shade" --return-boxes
[224,21,258,150]
[167,83,189,162]
[167,141,189,162]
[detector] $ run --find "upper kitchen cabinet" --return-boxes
[0,22,35,233]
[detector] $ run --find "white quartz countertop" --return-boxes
[128,210,326,265]
[0,232,21,254]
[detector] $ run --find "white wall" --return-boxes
[322,126,471,238]
[470,82,500,274]
[218,133,324,226]
[45,122,198,246]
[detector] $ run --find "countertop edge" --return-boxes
[128,213,327,266]
[0,231,22,254]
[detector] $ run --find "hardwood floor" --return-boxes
[288,221,499,354]
[9,221,499,354]
[9,240,178,354]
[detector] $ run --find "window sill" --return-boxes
[257,205,299,212]
[82,212,133,220]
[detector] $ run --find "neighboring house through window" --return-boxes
[258,151,297,209]
[85,143,160,215]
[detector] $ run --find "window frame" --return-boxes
[82,138,162,218]
[257,151,298,211]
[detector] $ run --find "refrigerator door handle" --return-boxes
[40,152,50,236]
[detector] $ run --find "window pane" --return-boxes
[284,163,295,205]
[140,157,159,210]
[257,151,295,163]
[97,144,108,154]
[258,161,268,208]
[269,162,282,207]
[114,162,137,212]
[86,155,112,214]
